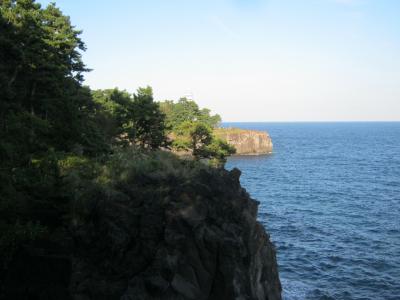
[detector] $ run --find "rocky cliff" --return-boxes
[3,152,281,300]
[215,128,273,155]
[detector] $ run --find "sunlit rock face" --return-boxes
[215,128,273,155]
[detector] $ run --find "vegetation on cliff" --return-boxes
[0,1,280,299]
[0,0,233,286]
[160,98,236,164]
[68,149,281,299]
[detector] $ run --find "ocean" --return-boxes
[224,122,400,300]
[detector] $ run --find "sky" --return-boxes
[37,0,400,122]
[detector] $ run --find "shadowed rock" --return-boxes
[2,163,281,300]
[71,167,281,300]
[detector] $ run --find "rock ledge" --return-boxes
[215,128,273,155]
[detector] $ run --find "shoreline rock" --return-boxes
[214,128,273,155]
[71,167,282,300]
[2,156,281,300]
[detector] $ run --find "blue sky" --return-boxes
[38,0,400,121]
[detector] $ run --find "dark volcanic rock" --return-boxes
[1,163,281,300]
[71,167,281,300]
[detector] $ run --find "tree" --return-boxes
[205,138,236,166]
[132,86,169,149]
[172,121,235,165]
[91,88,133,147]
[0,0,100,161]
[160,98,221,131]
[92,87,169,149]
[190,123,213,159]
[0,1,103,279]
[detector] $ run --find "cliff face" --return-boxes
[71,167,281,300]
[215,128,273,155]
[3,154,281,300]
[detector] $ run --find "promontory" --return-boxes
[215,128,273,155]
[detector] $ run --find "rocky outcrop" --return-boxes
[70,167,281,300]
[215,128,273,155]
[2,158,281,300]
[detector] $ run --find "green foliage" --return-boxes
[0,1,104,279]
[186,122,235,164]
[189,123,213,159]
[92,88,134,146]
[0,0,94,157]
[171,121,235,165]
[92,86,168,149]
[104,149,195,185]
[0,150,67,275]
[0,0,234,286]
[160,98,234,165]
[205,138,236,166]
[159,98,234,165]
[160,98,221,131]
[68,148,213,224]
[132,86,169,149]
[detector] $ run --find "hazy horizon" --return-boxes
[223,120,400,123]
[38,0,400,122]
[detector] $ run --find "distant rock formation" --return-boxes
[215,128,273,155]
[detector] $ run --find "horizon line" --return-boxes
[221,120,400,123]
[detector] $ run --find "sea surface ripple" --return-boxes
[224,122,400,300]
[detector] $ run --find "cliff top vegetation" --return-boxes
[0,0,234,284]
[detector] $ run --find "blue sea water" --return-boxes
[224,122,400,300]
